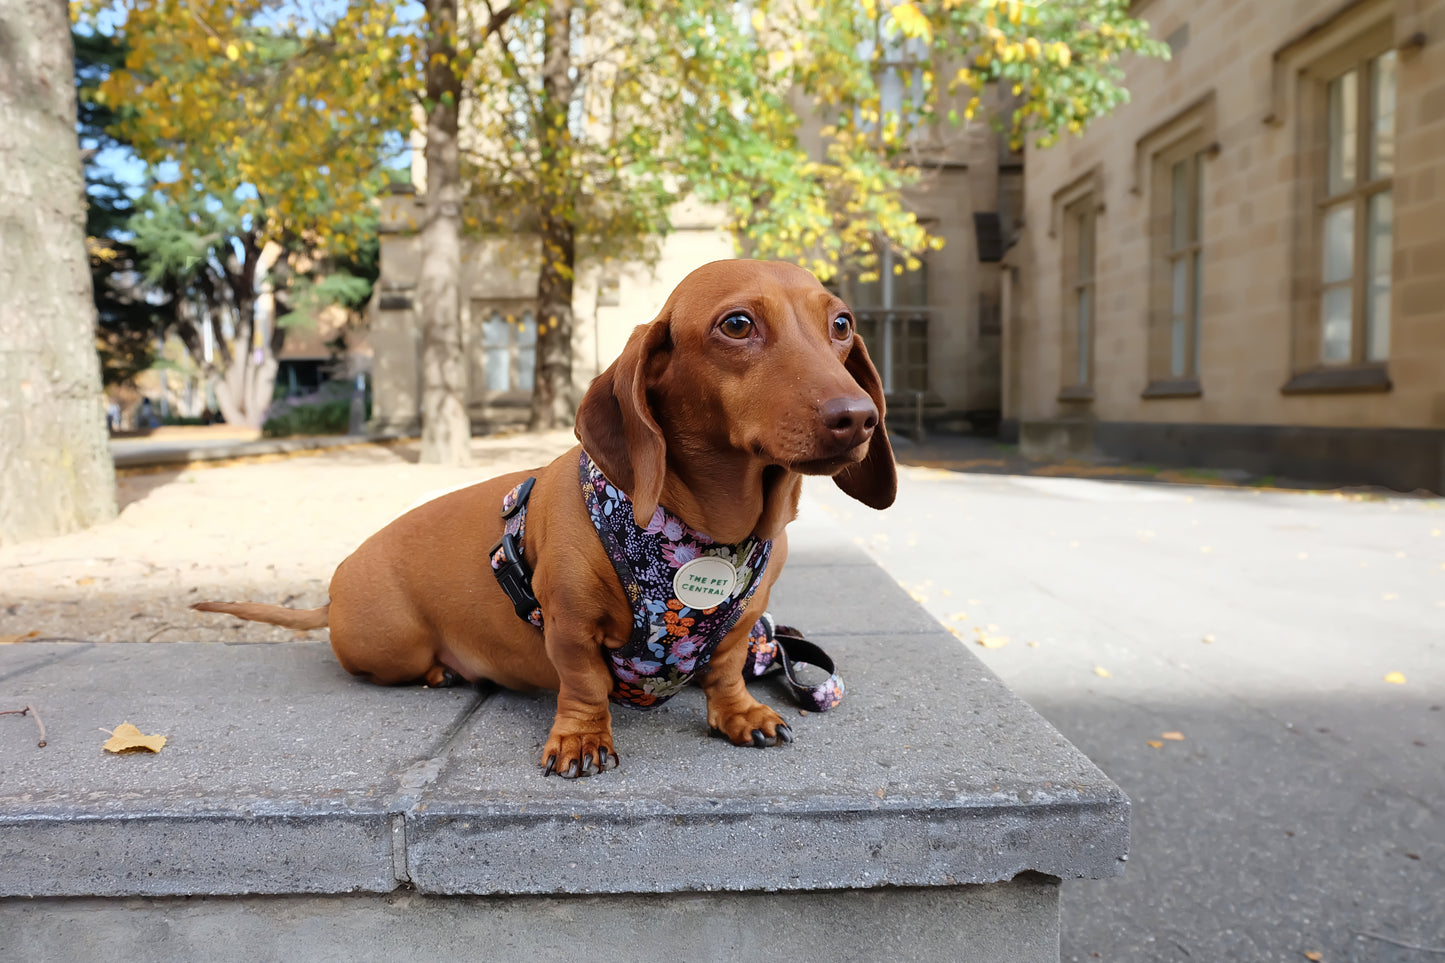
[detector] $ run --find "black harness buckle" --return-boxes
[492,476,541,624]
[491,531,540,623]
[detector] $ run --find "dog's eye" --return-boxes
[719,313,754,339]
[831,314,854,340]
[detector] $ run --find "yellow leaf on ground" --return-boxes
[975,634,1009,649]
[948,611,968,622]
[0,631,40,644]
[1161,731,1185,741]
[1384,671,1407,685]
[1146,740,1164,749]
[1201,634,1216,643]
[76,577,96,586]
[102,722,167,754]
[1304,952,1323,962]
[1094,666,1111,678]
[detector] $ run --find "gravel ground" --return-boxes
[0,432,578,646]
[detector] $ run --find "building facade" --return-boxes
[1006,0,1445,492]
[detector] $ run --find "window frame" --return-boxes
[842,246,931,398]
[1316,47,1395,366]
[1283,16,1396,394]
[1058,192,1098,401]
[467,301,538,405]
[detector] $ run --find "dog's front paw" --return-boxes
[541,726,620,778]
[708,700,794,748]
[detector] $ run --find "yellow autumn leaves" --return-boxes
[102,722,167,754]
[90,0,412,257]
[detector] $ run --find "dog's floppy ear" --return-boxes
[575,319,671,526]
[833,333,897,509]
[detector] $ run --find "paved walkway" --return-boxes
[809,455,1445,962]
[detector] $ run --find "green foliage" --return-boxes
[85,0,414,257]
[260,400,349,437]
[262,382,369,438]
[693,0,1168,280]
[462,0,1165,283]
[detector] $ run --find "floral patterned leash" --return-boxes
[745,613,845,713]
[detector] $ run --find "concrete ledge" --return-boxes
[0,509,1127,958]
[1,877,1061,963]
[110,434,376,471]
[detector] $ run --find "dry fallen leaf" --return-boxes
[1201,634,1216,644]
[948,611,969,622]
[1094,666,1112,678]
[102,722,167,754]
[1384,671,1407,685]
[1304,952,1323,962]
[1161,731,1185,741]
[1027,641,1040,648]
[1146,740,1164,749]
[0,631,41,645]
[76,577,96,586]
[973,628,1009,648]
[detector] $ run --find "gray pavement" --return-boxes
[807,460,1445,962]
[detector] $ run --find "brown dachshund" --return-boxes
[194,259,895,777]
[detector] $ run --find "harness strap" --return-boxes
[489,477,543,627]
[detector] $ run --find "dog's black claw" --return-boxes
[598,747,610,769]
[543,754,557,777]
[581,752,595,776]
[751,729,767,748]
[565,759,580,779]
[777,724,794,744]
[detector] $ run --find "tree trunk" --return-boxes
[530,0,577,432]
[417,0,472,465]
[0,3,118,544]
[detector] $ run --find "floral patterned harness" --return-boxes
[488,451,844,713]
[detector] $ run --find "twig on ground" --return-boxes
[1,704,47,747]
[144,624,182,642]
[1356,931,1445,954]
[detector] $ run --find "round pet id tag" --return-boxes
[672,556,738,609]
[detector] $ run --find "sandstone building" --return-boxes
[1006,0,1445,492]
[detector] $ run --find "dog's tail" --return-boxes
[192,600,331,630]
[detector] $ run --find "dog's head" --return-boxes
[576,259,897,535]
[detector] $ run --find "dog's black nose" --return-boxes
[820,396,878,450]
